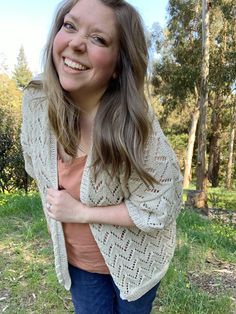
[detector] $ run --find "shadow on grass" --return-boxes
[0,192,73,313]
[0,194,235,313]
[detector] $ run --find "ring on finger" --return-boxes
[46,202,52,210]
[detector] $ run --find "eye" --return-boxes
[63,22,75,31]
[91,36,107,46]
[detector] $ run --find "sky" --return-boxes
[0,0,169,75]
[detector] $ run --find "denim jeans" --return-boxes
[68,263,160,314]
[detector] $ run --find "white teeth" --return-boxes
[64,58,87,70]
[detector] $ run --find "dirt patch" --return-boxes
[188,254,236,306]
[208,208,236,226]
[188,270,236,294]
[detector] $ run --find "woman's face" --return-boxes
[52,0,119,106]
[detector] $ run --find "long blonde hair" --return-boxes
[42,0,155,185]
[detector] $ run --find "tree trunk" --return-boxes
[208,96,222,187]
[23,170,29,194]
[226,103,236,189]
[183,107,200,188]
[196,0,210,198]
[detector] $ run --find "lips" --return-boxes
[63,57,89,71]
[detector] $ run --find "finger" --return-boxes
[52,189,66,200]
[47,204,60,222]
[47,188,61,203]
[47,188,60,197]
[45,201,53,213]
[46,194,54,205]
[47,209,56,220]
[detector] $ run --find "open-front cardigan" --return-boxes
[21,84,183,301]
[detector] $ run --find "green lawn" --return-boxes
[0,192,235,314]
[183,185,236,211]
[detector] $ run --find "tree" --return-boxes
[0,52,8,74]
[226,100,236,189]
[183,104,200,188]
[208,94,222,187]
[206,1,236,187]
[196,0,210,197]
[151,0,236,191]
[13,46,32,90]
[0,74,31,193]
[151,0,202,187]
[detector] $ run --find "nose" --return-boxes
[68,33,87,52]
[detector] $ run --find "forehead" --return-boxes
[68,0,118,37]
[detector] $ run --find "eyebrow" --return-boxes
[65,13,112,39]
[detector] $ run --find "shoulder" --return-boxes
[24,73,44,96]
[23,73,46,112]
[145,105,179,164]
[146,104,164,145]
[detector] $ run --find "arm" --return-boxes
[46,188,134,227]
[123,116,183,232]
[46,114,182,230]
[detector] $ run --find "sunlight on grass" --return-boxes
[183,186,236,211]
[0,193,235,313]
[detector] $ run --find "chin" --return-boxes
[58,79,80,93]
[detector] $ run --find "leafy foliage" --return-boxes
[13,46,32,90]
[151,0,236,189]
[0,74,31,192]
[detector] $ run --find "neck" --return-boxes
[78,108,96,153]
[70,88,105,115]
[79,107,97,129]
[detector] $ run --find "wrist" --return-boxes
[76,201,89,223]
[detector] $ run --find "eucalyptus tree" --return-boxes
[152,0,202,188]
[151,0,236,190]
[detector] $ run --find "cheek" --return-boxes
[52,32,65,61]
[92,49,118,74]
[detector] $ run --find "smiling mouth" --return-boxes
[63,57,88,71]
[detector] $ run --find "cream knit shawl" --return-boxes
[21,86,183,301]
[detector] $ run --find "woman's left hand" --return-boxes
[46,188,86,223]
[46,188,134,227]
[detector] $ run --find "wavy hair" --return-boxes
[42,0,155,185]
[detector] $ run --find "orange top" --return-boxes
[58,156,110,274]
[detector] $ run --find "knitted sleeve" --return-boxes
[20,89,36,179]
[124,117,183,232]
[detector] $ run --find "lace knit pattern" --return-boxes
[21,86,183,301]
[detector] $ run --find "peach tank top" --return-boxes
[58,156,109,274]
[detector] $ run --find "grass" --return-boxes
[0,192,235,314]
[183,185,236,211]
[0,193,73,313]
[207,187,236,211]
[152,208,236,314]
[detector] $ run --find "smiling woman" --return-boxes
[0,0,167,74]
[52,0,119,110]
[20,0,183,313]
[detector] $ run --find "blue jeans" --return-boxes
[68,264,160,314]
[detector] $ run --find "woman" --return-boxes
[21,0,183,313]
